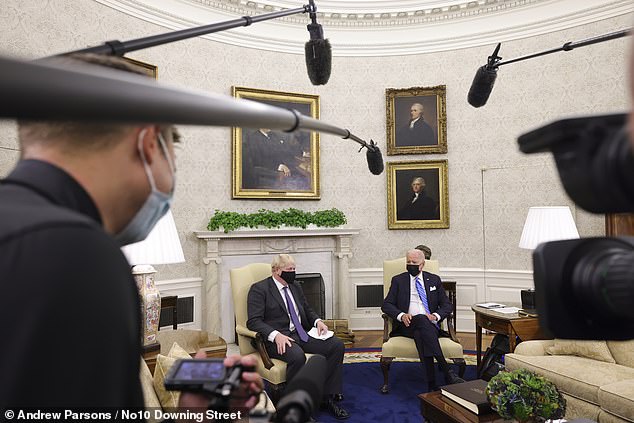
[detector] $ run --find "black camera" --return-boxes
[164,358,229,393]
[518,113,634,340]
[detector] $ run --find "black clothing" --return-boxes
[397,191,439,221]
[0,160,143,408]
[396,119,435,147]
[246,277,344,395]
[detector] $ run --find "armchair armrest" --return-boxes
[235,325,275,370]
[382,314,392,342]
[443,315,461,344]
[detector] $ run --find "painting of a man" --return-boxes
[396,103,435,147]
[397,176,439,221]
[386,86,447,155]
[232,86,320,199]
[242,128,309,191]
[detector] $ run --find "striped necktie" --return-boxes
[415,277,430,315]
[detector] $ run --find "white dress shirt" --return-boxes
[397,272,441,324]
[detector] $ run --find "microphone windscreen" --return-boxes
[284,355,326,408]
[305,38,332,85]
[366,145,384,175]
[467,65,498,108]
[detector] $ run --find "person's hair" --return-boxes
[271,254,295,272]
[406,248,425,262]
[411,103,424,112]
[411,177,425,185]
[18,53,178,152]
[415,244,432,259]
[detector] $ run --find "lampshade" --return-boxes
[519,206,580,250]
[121,210,185,265]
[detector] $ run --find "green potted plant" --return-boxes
[486,368,566,423]
[207,208,347,233]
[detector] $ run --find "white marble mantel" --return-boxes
[194,227,360,342]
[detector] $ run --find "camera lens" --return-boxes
[571,238,634,319]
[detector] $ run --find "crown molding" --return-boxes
[94,0,634,56]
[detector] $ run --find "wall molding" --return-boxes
[94,0,633,56]
[348,267,533,332]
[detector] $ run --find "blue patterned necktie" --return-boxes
[283,286,309,342]
[415,277,430,315]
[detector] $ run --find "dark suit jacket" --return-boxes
[382,271,452,337]
[247,277,319,339]
[396,119,435,147]
[397,192,439,221]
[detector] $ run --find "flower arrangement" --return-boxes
[207,208,347,233]
[486,369,566,423]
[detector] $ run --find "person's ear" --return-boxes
[136,125,160,165]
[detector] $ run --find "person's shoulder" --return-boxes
[251,276,274,290]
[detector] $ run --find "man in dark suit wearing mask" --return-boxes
[382,249,464,390]
[247,254,349,420]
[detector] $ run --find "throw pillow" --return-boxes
[607,340,634,368]
[546,339,615,363]
[153,342,192,410]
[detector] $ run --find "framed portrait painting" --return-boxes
[232,86,320,199]
[386,85,447,155]
[387,160,449,229]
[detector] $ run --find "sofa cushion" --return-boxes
[546,339,615,363]
[139,358,162,409]
[504,354,634,405]
[607,340,634,369]
[599,380,634,422]
[153,342,191,410]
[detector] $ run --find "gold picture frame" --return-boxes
[122,57,157,79]
[232,86,320,199]
[387,160,449,229]
[386,85,447,155]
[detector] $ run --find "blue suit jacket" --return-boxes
[382,271,452,337]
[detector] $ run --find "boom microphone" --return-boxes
[0,55,383,174]
[273,355,326,423]
[467,43,501,108]
[305,0,331,85]
[366,140,384,175]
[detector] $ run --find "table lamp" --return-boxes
[519,206,580,250]
[121,210,185,352]
[518,206,579,311]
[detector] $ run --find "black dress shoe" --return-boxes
[326,398,350,420]
[447,371,465,385]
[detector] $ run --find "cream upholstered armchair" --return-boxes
[230,262,311,402]
[380,257,466,394]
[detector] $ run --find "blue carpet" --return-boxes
[313,362,478,423]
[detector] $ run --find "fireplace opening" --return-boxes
[296,272,326,319]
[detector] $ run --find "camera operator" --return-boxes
[0,54,262,417]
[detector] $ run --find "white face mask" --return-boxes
[115,130,175,246]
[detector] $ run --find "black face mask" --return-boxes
[406,264,421,277]
[280,271,296,284]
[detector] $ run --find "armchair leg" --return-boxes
[451,357,467,378]
[380,356,394,394]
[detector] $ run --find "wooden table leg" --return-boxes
[509,331,517,353]
[476,322,482,370]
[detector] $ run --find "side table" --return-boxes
[471,304,550,371]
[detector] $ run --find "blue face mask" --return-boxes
[115,130,175,246]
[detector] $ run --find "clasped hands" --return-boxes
[401,313,437,327]
[274,320,329,354]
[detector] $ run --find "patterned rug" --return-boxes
[343,348,477,366]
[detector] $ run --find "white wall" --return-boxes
[1,1,631,329]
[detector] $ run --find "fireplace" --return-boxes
[195,227,359,342]
[296,272,326,319]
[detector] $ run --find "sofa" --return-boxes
[505,339,634,423]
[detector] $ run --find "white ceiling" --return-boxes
[95,0,633,56]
